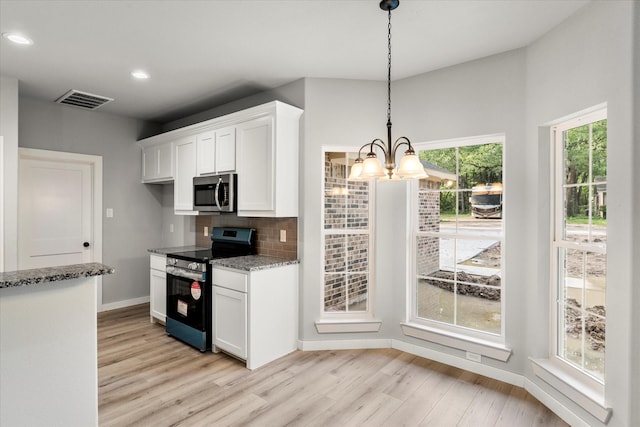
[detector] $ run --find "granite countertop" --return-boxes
[148,246,209,255]
[0,262,115,289]
[211,255,299,272]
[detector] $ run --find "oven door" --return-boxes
[166,268,208,331]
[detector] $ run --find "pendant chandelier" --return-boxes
[348,0,427,181]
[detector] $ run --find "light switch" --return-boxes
[279,229,286,243]
[169,223,174,233]
[106,208,114,218]
[204,226,209,236]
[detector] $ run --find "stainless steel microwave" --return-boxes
[193,173,236,212]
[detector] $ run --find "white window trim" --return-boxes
[547,109,607,389]
[317,147,380,333]
[532,107,609,421]
[530,358,611,423]
[405,134,507,348]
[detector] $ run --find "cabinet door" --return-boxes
[212,286,247,359]
[174,136,196,212]
[215,126,236,173]
[142,146,157,181]
[196,131,216,176]
[156,142,174,180]
[236,116,274,212]
[142,143,174,183]
[150,268,166,322]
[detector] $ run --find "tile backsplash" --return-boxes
[196,216,298,260]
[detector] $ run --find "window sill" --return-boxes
[315,319,382,333]
[401,322,511,362]
[530,358,611,424]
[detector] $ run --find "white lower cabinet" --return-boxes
[149,254,166,323]
[211,263,298,370]
[212,286,247,359]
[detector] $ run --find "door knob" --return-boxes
[83,242,90,247]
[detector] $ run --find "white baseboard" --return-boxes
[99,296,150,312]
[298,338,391,351]
[524,378,590,427]
[391,339,524,387]
[297,337,521,387]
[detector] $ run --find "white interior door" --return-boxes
[19,157,93,269]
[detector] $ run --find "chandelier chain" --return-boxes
[387,9,392,124]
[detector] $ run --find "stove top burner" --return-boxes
[166,227,256,263]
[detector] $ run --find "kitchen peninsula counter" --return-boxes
[0,262,113,427]
[0,262,114,288]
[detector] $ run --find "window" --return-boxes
[409,136,505,342]
[552,110,607,385]
[322,151,374,318]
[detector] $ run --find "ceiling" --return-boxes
[0,0,589,124]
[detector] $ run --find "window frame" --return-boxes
[549,108,607,394]
[407,134,507,346]
[319,147,377,322]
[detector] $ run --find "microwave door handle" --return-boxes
[215,178,222,210]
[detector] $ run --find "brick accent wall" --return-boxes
[323,152,370,312]
[195,216,297,260]
[416,179,441,276]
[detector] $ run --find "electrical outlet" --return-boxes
[105,208,114,218]
[279,230,287,243]
[204,226,209,237]
[466,351,481,363]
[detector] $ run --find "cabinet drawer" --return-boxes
[212,268,247,293]
[150,254,166,271]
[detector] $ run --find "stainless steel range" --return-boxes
[165,227,256,351]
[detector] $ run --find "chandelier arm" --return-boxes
[391,136,413,157]
[368,138,388,154]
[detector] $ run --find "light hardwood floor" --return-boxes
[98,304,568,426]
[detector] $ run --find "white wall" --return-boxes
[300,78,393,339]
[632,5,640,424]
[18,97,164,306]
[159,184,196,248]
[0,76,19,272]
[524,2,636,426]
[392,49,527,375]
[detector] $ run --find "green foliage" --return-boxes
[419,143,503,189]
[564,119,607,217]
[419,143,503,214]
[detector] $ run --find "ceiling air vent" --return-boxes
[55,89,113,110]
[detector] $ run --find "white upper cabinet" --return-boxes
[137,101,302,216]
[196,126,236,177]
[236,116,274,213]
[236,103,302,217]
[214,126,236,173]
[141,141,174,183]
[195,130,215,176]
[174,136,197,214]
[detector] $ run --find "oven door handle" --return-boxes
[166,267,206,282]
[215,178,222,211]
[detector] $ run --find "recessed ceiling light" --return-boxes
[131,70,150,80]
[2,32,34,45]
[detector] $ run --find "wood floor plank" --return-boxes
[98,304,569,427]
